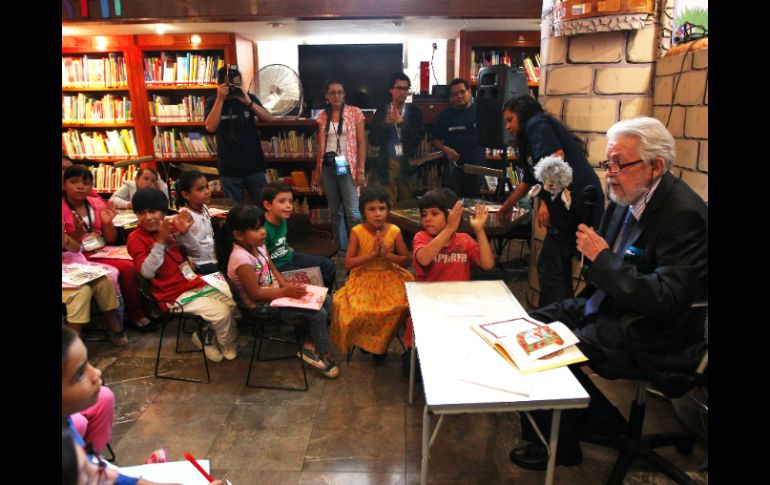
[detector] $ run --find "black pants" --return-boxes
[536,231,577,308]
[518,300,627,459]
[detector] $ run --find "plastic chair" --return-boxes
[137,276,211,384]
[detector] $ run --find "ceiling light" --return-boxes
[154,24,167,35]
[190,34,202,44]
[269,23,283,29]
[95,36,109,50]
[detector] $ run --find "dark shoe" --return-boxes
[508,443,582,471]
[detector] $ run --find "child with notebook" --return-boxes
[219,204,340,379]
[403,188,495,364]
[260,182,336,291]
[330,185,414,361]
[126,188,237,362]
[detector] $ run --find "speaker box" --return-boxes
[475,65,529,149]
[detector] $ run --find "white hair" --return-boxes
[606,117,675,172]
[533,156,573,191]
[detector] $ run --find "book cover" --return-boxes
[281,267,323,287]
[62,263,110,288]
[270,284,328,311]
[88,245,133,260]
[471,317,588,374]
[201,272,233,299]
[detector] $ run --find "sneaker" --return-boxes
[191,330,223,363]
[110,331,129,347]
[298,348,327,370]
[221,343,238,361]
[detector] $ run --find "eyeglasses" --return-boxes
[392,86,410,91]
[450,89,468,97]
[326,90,345,96]
[599,158,645,173]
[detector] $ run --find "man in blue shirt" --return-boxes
[431,78,486,197]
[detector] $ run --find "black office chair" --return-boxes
[585,306,708,485]
[137,276,211,384]
[224,278,309,392]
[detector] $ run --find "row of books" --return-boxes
[62,93,133,124]
[261,131,317,159]
[88,164,138,192]
[62,128,138,158]
[308,207,332,225]
[523,55,541,84]
[469,50,540,83]
[292,197,312,215]
[148,94,206,122]
[144,52,225,84]
[62,54,128,88]
[264,169,312,189]
[153,128,217,158]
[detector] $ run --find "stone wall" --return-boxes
[653,47,708,201]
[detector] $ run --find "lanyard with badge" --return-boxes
[66,199,106,251]
[163,239,197,281]
[327,105,350,176]
[392,103,406,157]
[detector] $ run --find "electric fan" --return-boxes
[250,64,304,117]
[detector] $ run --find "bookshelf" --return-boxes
[62,35,143,163]
[454,31,541,95]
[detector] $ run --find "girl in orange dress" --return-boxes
[331,185,414,359]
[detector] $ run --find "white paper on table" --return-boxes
[119,460,212,485]
[456,350,534,396]
[435,293,485,317]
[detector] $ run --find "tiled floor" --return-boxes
[85,249,708,484]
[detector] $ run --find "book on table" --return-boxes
[470,317,588,374]
[270,284,328,311]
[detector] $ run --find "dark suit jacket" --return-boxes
[367,103,424,179]
[580,172,708,372]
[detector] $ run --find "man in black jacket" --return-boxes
[367,72,424,207]
[509,116,708,470]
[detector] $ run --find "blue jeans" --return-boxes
[321,164,361,252]
[220,172,267,204]
[279,252,337,291]
[274,296,333,355]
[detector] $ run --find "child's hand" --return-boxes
[469,204,489,232]
[156,219,172,244]
[100,207,116,225]
[173,211,195,234]
[372,231,384,257]
[70,213,85,241]
[283,283,308,299]
[446,201,464,233]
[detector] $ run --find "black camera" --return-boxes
[228,84,243,97]
[322,151,337,166]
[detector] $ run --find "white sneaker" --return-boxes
[221,343,238,361]
[191,330,223,363]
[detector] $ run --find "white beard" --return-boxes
[608,183,648,207]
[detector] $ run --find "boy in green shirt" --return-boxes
[260,182,336,290]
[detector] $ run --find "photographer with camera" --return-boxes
[204,65,274,203]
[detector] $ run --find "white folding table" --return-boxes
[405,280,590,485]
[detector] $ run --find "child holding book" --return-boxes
[108,168,168,209]
[330,185,414,361]
[260,182,336,290]
[126,188,238,363]
[404,188,495,348]
[175,170,219,275]
[62,164,151,329]
[219,204,340,379]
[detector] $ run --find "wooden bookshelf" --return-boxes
[454,31,541,92]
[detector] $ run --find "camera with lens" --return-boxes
[228,83,243,97]
[322,151,337,166]
[217,64,244,97]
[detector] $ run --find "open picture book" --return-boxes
[470,317,588,374]
[270,284,328,311]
